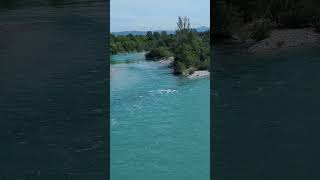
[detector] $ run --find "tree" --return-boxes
[145,47,172,60]
[146,31,153,40]
[153,32,160,39]
[161,31,168,37]
[173,17,210,74]
[176,16,191,32]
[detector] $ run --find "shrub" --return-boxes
[197,59,209,70]
[251,19,272,41]
[314,18,320,32]
[173,61,186,75]
[277,40,285,48]
[213,3,240,39]
[145,47,172,60]
[174,44,198,68]
[267,0,313,28]
[278,8,310,28]
[312,12,320,32]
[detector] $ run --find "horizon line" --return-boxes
[111,26,210,33]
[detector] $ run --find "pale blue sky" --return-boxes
[111,0,210,32]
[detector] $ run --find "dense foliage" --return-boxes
[110,34,148,54]
[145,47,172,60]
[251,19,272,41]
[111,17,210,75]
[173,18,210,74]
[214,0,320,41]
[110,31,175,55]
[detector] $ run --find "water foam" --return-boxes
[148,89,178,95]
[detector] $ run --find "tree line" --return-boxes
[213,0,320,41]
[110,31,175,55]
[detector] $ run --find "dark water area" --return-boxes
[0,0,102,9]
[212,45,320,179]
[0,1,107,179]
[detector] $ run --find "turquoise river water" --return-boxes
[110,53,210,180]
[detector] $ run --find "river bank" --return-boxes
[157,57,210,79]
[249,28,320,54]
[188,70,210,79]
[220,28,320,54]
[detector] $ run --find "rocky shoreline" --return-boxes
[248,28,320,53]
[187,70,210,79]
[219,28,320,54]
[158,57,174,65]
[158,57,210,79]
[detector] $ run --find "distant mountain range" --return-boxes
[195,26,210,32]
[111,30,175,36]
[112,26,209,36]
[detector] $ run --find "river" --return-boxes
[212,45,320,180]
[111,53,210,180]
[0,1,107,179]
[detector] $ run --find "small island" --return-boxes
[213,0,320,53]
[111,17,210,78]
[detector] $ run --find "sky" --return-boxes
[111,0,210,32]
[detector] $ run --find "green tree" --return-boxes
[153,32,160,39]
[146,31,153,40]
[177,16,191,32]
[161,31,168,37]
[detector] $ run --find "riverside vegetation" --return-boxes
[111,17,210,75]
[213,0,320,52]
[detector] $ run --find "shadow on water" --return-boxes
[0,0,107,179]
[111,52,148,64]
[0,0,103,9]
[48,0,67,7]
[212,45,320,180]
[47,0,101,7]
[110,59,144,64]
[0,0,19,9]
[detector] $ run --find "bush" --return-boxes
[173,61,186,75]
[277,40,285,48]
[278,9,311,28]
[214,4,240,39]
[174,43,198,67]
[267,0,313,28]
[197,59,209,70]
[314,19,320,32]
[145,47,172,60]
[251,19,272,41]
[312,12,320,32]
